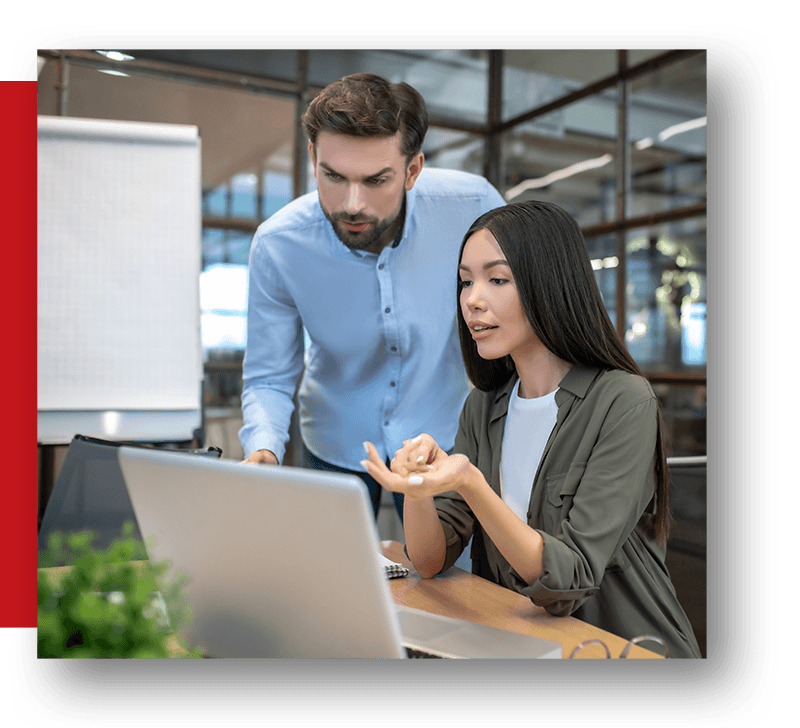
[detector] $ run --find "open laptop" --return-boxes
[117,446,562,659]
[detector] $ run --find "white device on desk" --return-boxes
[117,447,562,659]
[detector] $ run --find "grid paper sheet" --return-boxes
[37,116,202,414]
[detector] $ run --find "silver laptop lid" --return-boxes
[118,447,405,658]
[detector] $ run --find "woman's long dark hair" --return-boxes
[457,200,671,545]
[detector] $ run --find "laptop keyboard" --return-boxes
[404,646,446,659]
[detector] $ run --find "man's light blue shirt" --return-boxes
[239,166,505,469]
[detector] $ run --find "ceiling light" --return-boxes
[635,116,707,151]
[99,69,129,77]
[505,153,613,200]
[506,115,706,201]
[96,50,135,61]
[658,116,707,142]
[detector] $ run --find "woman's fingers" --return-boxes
[361,446,471,502]
[392,434,440,474]
[361,441,403,492]
[363,441,383,467]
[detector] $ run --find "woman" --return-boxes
[362,200,701,658]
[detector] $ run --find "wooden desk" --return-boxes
[381,541,662,659]
[40,549,661,659]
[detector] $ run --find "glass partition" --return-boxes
[36,48,707,447]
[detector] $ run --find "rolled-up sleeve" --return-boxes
[511,397,658,616]
[422,371,701,656]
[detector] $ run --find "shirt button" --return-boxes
[391,346,397,352]
[390,381,396,387]
[378,263,385,270]
[385,307,391,313]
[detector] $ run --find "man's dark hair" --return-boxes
[302,73,428,161]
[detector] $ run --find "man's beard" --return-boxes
[321,194,405,252]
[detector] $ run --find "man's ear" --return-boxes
[307,140,316,167]
[404,152,425,190]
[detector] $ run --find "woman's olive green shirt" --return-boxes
[433,366,702,658]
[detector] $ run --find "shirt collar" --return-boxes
[490,365,601,421]
[555,365,599,401]
[397,180,418,246]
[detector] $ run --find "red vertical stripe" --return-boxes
[0,82,37,627]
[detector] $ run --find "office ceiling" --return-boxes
[37,56,297,190]
[37,48,706,249]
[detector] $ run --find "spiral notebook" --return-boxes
[379,553,409,579]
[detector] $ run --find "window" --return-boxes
[199,264,248,352]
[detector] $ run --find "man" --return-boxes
[240,73,505,519]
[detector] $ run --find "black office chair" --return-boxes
[38,435,221,556]
[665,455,707,657]
[666,456,707,558]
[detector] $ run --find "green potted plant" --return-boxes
[38,523,203,658]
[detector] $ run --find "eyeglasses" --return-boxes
[568,634,669,659]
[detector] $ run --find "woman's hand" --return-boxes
[389,433,445,476]
[361,441,473,501]
[363,439,545,586]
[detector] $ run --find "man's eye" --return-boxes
[326,172,341,181]
[367,178,386,186]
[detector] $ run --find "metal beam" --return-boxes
[293,51,309,200]
[615,50,629,340]
[483,50,503,189]
[580,201,707,239]
[493,50,704,135]
[55,52,69,116]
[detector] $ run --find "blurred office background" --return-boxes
[37,49,707,654]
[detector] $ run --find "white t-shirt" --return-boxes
[500,379,559,522]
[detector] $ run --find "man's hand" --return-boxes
[242,449,279,466]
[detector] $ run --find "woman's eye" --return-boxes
[490,278,508,285]
[459,279,472,289]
